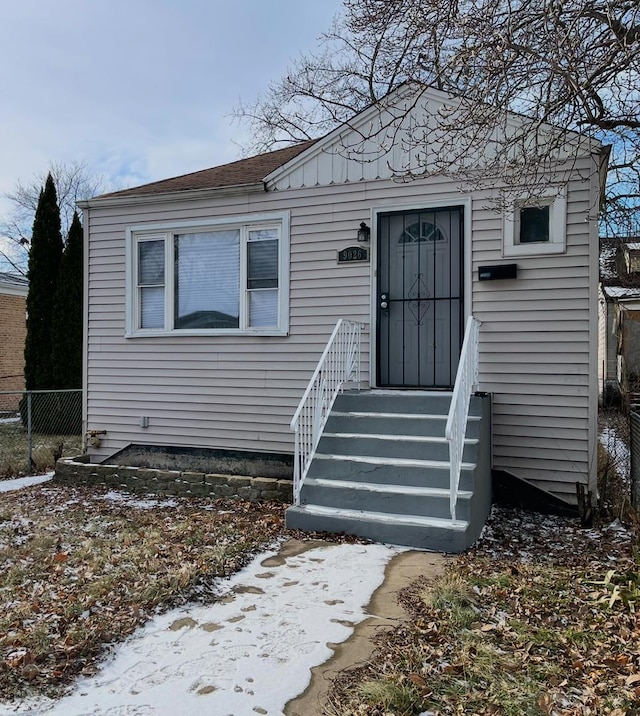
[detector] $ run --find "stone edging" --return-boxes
[55,456,293,502]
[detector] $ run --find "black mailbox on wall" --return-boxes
[478,263,518,281]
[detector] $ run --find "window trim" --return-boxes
[125,212,290,337]
[502,187,567,257]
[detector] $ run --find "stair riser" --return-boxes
[300,483,471,521]
[285,507,474,552]
[306,459,476,491]
[336,393,485,418]
[325,415,482,439]
[335,393,453,414]
[318,435,478,463]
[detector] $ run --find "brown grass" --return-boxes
[0,484,288,700]
[327,508,639,716]
[0,420,82,477]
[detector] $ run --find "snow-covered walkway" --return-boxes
[1,540,399,716]
[0,472,54,493]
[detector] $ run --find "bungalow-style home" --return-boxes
[599,237,640,407]
[80,86,605,551]
[0,272,28,412]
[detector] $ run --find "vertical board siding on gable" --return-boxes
[87,163,598,503]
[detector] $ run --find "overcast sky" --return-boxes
[0,0,343,221]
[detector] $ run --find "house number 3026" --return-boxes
[338,246,369,263]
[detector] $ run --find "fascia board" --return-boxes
[78,182,266,210]
[0,281,28,297]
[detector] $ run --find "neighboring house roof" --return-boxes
[0,272,28,297]
[602,286,640,300]
[599,237,640,300]
[97,140,318,199]
[0,272,27,286]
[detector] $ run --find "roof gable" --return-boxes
[264,83,443,190]
[264,83,601,192]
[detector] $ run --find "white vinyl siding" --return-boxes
[85,148,599,504]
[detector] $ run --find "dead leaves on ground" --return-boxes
[329,507,639,716]
[0,485,288,701]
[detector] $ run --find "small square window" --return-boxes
[503,187,566,257]
[519,205,550,244]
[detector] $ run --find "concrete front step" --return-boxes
[326,411,481,438]
[307,453,476,491]
[286,390,492,552]
[301,477,472,521]
[285,504,476,552]
[320,432,478,462]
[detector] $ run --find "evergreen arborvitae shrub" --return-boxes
[21,174,67,434]
[24,174,63,390]
[52,211,83,389]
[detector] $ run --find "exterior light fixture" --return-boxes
[357,222,371,242]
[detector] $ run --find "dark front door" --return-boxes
[377,206,464,388]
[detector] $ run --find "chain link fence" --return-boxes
[597,408,631,518]
[0,390,83,477]
[631,409,640,512]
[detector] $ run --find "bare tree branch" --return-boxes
[235,0,640,233]
[0,161,105,275]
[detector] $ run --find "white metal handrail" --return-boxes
[445,316,481,521]
[290,319,363,504]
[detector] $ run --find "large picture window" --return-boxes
[127,214,289,336]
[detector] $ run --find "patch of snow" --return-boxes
[0,473,54,493]
[599,245,618,279]
[0,415,19,424]
[606,518,630,537]
[0,516,34,547]
[599,426,630,481]
[96,490,178,510]
[0,542,399,716]
[603,286,640,299]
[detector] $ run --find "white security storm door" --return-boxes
[377,207,464,388]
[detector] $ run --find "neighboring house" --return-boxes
[0,272,28,412]
[599,238,640,406]
[80,86,605,550]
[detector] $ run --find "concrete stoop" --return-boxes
[285,391,492,553]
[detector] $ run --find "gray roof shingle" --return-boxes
[0,272,28,287]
